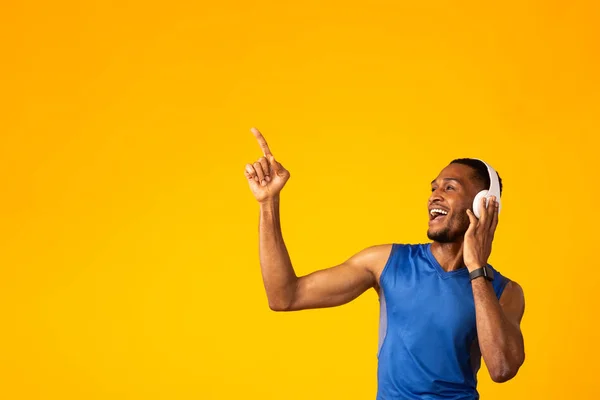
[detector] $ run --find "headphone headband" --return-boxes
[475,158,500,198]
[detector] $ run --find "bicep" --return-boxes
[286,245,389,311]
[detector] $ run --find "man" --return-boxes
[244,127,525,399]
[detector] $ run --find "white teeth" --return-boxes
[430,209,448,216]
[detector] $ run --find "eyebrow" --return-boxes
[431,177,464,185]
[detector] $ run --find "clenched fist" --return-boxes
[244,127,290,203]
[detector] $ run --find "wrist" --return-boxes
[259,196,280,209]
[466,263,484,273]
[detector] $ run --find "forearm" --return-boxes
[472,279,524,382]
[259,196,298,310]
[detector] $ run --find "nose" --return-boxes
[429,187,444,205]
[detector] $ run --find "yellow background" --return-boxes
[1,1,598,399]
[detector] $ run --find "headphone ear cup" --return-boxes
[473,190,488,219]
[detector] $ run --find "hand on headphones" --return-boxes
[463,195,499,272]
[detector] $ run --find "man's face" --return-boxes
[427,163,483,243]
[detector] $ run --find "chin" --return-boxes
[428,232,452,243]
[427,224,463,243]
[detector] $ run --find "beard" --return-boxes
[427,213,470,243]
[427,226,457,243]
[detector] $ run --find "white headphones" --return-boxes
[472,159,502,219]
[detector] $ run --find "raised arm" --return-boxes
[464,196,526,382]
[244,128,389,311]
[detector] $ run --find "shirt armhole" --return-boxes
[378,243,398,289]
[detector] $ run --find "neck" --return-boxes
[430,240,466,272]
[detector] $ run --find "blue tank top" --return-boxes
[377,243,509,399]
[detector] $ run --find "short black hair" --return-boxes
[450,158,503,195]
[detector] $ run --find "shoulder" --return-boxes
[345,244,393,288]
[504,280,524,295]
[500,280,525,303]
[351,244,394,270]
[499,280,526,323]
[354,243,425,268]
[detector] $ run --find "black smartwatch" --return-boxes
[469,266,494,282]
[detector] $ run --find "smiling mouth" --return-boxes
[429,208,448,222]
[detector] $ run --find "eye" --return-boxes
[446,185,455,191]
[431,187,437,192]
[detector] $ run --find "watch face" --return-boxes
[484,266,494,281]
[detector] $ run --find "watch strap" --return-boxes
[469,266,494,281]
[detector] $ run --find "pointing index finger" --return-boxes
[251,127,272,157]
